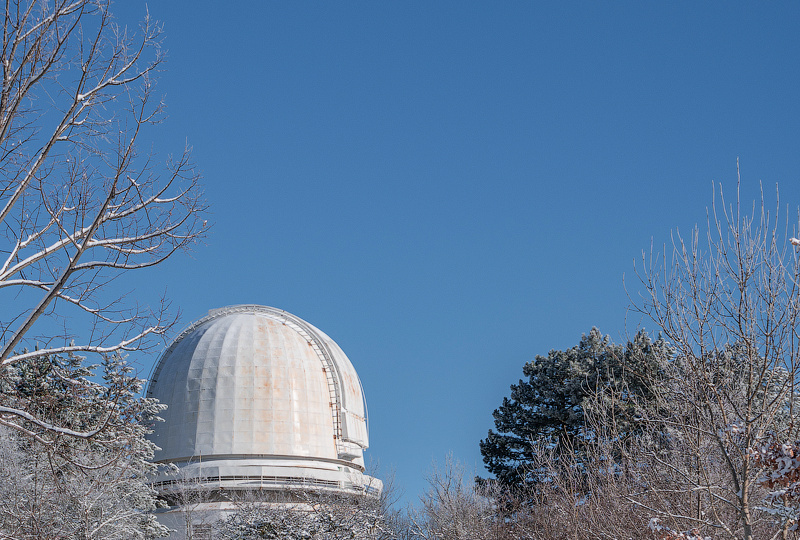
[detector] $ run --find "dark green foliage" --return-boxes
[479,328,670,487]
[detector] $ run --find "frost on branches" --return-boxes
[0,1,206,537]
[0,0,208,443]
[648,518,712,540]
[215,489,395,540]
[630,174,800,540]
[751,433,800,534]
[0,352,169,538]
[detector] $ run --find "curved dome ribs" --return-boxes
[263,309,345,457]
[146,305,367,462]
[143,302,382,513]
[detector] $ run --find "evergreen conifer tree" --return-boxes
[480,328,669,487]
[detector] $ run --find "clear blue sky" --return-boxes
[115,2,800,505]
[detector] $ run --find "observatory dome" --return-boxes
[146,305,375,493]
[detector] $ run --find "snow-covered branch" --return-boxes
[0,0,207,443]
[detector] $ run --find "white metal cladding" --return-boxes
[146,305,369,470]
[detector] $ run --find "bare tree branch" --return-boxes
[0,0,208,445]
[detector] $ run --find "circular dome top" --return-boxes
[146,305,369,472]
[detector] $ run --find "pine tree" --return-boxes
[479,328,669,487]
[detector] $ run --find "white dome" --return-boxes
[146,305,375,492]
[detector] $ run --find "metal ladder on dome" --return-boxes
[285,318,345,457]
[314,339,344,445]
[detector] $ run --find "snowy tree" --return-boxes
[479,328,669,487]
[215,485,397,540]
[0,1,205,536]
[408,457,504,540]
[0,0,207,444]
[751,433,800,536]
[632,171,800,540]
[0,352,169,538]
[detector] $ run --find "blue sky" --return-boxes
[114,2,800,505]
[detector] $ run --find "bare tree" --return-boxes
[0,0,207,443]
[482,171,800,540]
[490,432,664,540]
[631,167,800,540]
[154,461,225,540]
[407,456,516,540]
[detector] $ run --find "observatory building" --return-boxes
[146,305,380,536]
